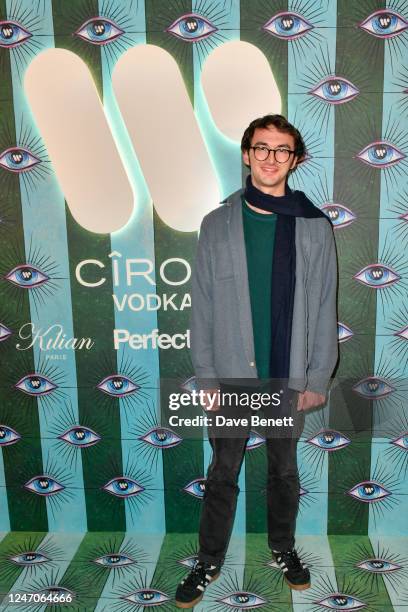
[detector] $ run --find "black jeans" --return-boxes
[198,384,304,566]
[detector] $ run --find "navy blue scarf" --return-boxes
[243,174,328,383]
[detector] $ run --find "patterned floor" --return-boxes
[0,533,407,610]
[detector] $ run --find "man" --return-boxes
[175,114,338,608]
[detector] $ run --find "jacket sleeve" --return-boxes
[189,215,219,389]
[305,221,339,396]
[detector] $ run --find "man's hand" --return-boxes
[201,388,220,412]
[297,390,326,411]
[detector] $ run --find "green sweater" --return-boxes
[242,199,277,379]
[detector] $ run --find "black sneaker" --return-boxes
[175,560,221,608]
[272,549,310,590]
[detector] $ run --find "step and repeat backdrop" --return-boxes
[0,0,407,551]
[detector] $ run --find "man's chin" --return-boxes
[257,178,284,190]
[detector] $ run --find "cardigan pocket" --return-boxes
[213,242,235,281]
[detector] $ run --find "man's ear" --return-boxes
[289,155,302,172]
[242,149,250,167]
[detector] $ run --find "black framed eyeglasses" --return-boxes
[250,146,296,163]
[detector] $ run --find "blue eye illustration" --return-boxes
[356,141,405,168]
[347,481,391,503]
[122,589,170,605]
[0,147,41,172]
[166,13,217,41]
[352,376,394,399]
[395,325,408,340]
[391,433,408,450]
[219,591,267,608]
[24,475,65,496]
[0,20,32,47]
[15,374,57,396]
[97,375,140,397]
[359,10,408,38]
[0,322,12,341]
[353,264,400,288]
[9,552,50,566]
[246,430,266,450]
[180,375,198,393]
[307,429,351,451]
[93,554,136,567]
[75,18,124,45]
[263,12,313,39]
[103,477,144,498]
[58,426,101,448]
[5,264,49,288]
[36,587,74,601]
[321,204,356,228]
[139,427,182,449]
[310,77,359,104]
[0,425,21,446]
[183,478,206,499]
[337,322,354,343]
[178,554,198,568]
[356,558,402,573]
[317,593,366,609]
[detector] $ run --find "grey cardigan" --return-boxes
[189,188,339,395]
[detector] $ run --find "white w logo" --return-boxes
[25,41,281,233]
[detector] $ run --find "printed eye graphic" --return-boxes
[103,477,144,498]
[36,587,74,600]
[356,558,402,573]
[246,430,265,450]
[356,141,405,168]
[307,429,351,451]
[180,375,198,393]
[353,264,400,288]
[75,18,124,45]
[322,204,356,228]
[15,374,57,396]
[299,486,308,496]
[0,322,12,341]
[178,554,198,568]
[317,593,366,609]
[219,591,267,608]
[359,10,408,38]
[93,554,136,567]
[0,147,41,172]
[310,77,359,104]
[58,426,101,448]
[97,375,140,397]
[347,481,391,503]
[0,20,32,47]
[395,325,408,340]
[122,589,170,605]
[391,433,408,450]
[0,425,21,446]
[139,427,182,449]
[24,475,65,496]
[263,12,313,39]
[337,322,354,343]
[183,478,206,498]
[352,376,395,399]
[166,14,217,41]
[5,265,49,288]
[9,552,50,566]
